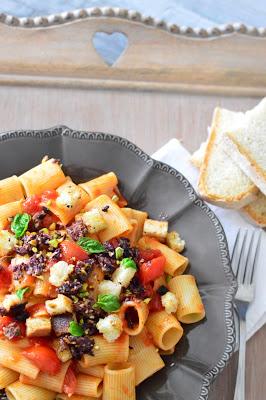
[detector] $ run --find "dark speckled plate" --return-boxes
[0,126,237,400]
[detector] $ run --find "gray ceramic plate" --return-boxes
[0,126,237,400]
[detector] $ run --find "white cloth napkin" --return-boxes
[152,139,266,340]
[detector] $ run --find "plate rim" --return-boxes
[0,125,238,400]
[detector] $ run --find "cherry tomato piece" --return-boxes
[41,190,58,202]
[139,255,166,285]
[139,249,162,262]
[0,316,13,336]
[22,345,61,375]
[0,266,12,293]
[60,240,88,263]
[148,293,164,312]
[63,365,77,396]
[23,195,42,215]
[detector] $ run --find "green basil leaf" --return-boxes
[77,237,105,254]
[16,287,30,300]
[94,294,121,312]
[120,257,137,270]
[11,213,31,239]
[69,321,84,337]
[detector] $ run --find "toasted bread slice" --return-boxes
[223,98,266,196]
[190,141,207,168]
[242,192,266,227]
[198,107,258,208]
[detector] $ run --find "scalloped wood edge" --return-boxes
[0,7,265,95]
[0,7,266,38]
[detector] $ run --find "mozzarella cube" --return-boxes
[112,265,136,288]
[161,291,178,314]
[77,209,107,233]
[2,294,23,311]
[56,185,81,209]
[45,294,73,315]
[98,280,122,297]
[96,314,122,342]
[0,230,17,257]
[49,261,74,287]
[166,231,186,253]
[143,219,168,241]
[26,317,51,337]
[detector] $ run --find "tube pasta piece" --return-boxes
[78,365,105,379]
[159,347,175,356]
[119,300,149,336]
[103,362,135,400]
[84,195,132,242]
[145,311,183,351]
[138,237,189,276]
[79,334,129,368]
[6,381,56,400]
[128,328,165,385]
[143,219,168,241]
[48,178,90,225]
[0,366,19,389]
[79,172,118,200]
[168,275,206,323]
[20,360,71,392]
[56,395,97,400]
[74,374,103,397]
[0,200,23,230]
[130,209,148,242]
[0,340,39,378]
[120,218,138,246]
[0,176,24,206]
[19,159,66,196]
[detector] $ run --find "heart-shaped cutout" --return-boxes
[92,32,128,66]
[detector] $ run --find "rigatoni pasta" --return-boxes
[0,158,205,399]
[169,275,206,323]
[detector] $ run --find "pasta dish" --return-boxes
[0,157,205,400]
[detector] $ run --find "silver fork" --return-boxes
[232,229,262,400]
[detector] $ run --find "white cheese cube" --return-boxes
[166,231,186,253]
[112,265,136,288]
[77,209,107,233]
[49,261,74,287]
[143,219,168,241]
[161,291,178,314]
[45,294,73,315]
[26,317,52,337]
[98,280,122,297]
[0,230,17,257]
[56,186,81,209]
[96,314,122,342]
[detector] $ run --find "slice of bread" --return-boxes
[242,192,266,227]
[198,107,258,208]
[223,98,266,196]
[190,141,207,168]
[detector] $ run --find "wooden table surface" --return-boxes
[0,85,265,400]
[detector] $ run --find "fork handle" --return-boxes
[234,319,246,400]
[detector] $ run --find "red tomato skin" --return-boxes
[149,293,164,312]
[0,267,12,293]
[60,240,88,263]
[0,316,13,336]
[23,195,42,215]
[22,345,61,375]
[42,213,59,228]
[63,366,77,396]
[41,190,58,202]
[139,249,162,262]
[139,255,166,285]
[27,303,49,318]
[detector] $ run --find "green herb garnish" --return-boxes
[115,247,124,259]
[94,294,121,312]
[120,258,137,270]
[69,321,84,337]
[11,213,31,239]
[16,287,30,300]
[78,237,105,254]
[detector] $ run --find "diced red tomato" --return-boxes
[109,238,119,248]
[139,255,166,285]
[60,240,88,263]
[0,316,13,336]
[41,190,58,202]
[0,266,12,293]
[42,213,59,228]
[27,303,49,318]
[139,249,162,262]
[29,337,52,347]
[63,365,77,396]
[23,195,42,215]
[22,345,61,375]
[148,293,164,312]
